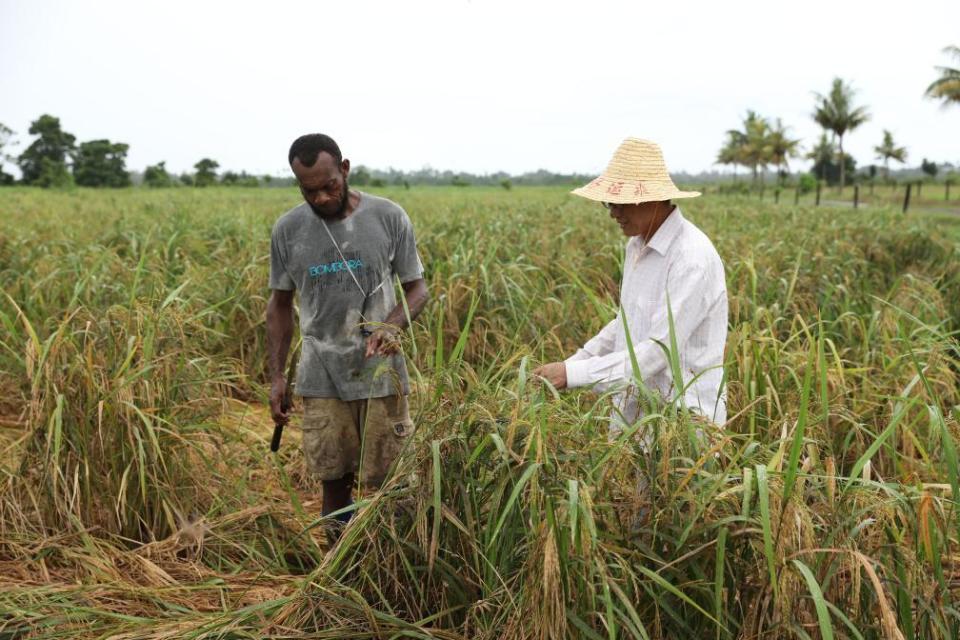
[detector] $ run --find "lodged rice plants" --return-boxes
[0,186,959,638]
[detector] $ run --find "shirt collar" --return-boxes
[644,206,684,256]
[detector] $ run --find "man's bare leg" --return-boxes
[322,472,354,523]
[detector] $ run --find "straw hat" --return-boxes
[571,138,701,204]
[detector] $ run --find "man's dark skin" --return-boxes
[532,199,673,388]
[266,150,429,518]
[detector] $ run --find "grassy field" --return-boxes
[1,185,959,639]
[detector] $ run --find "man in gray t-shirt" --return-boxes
[267,133,429,535]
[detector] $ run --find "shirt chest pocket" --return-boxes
[630,274,668,338]
[633,295,666,339]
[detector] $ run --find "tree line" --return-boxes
[0,115,277,189]
[2,47,956,190]
[716,48,960,191]
[0,115,135,188]
[0,114,593,189]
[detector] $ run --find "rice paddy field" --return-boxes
[1,185,960,639]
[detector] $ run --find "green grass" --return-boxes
[0,185,959,638]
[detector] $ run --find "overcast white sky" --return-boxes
[1,0,958,178]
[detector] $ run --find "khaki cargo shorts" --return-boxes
[301,394,415,487]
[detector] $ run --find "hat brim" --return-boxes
[571,178,701,204]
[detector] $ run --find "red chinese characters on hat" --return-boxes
[606,181,624,195]
[633,182,646,196]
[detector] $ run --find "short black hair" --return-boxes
[288,133,342,167]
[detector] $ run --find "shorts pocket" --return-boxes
[383,396,415,439]
[389,418,415,439]
[301,402,358,480]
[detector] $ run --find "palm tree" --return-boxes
[925,45,960,108]
[812,78,870,191]
[732,111,770,186]
[716,131,745,182]
[873,130,907,181]
[806,133,835,184]
[766,119,802,186]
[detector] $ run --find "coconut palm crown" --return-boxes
[812,77,870,191]
[873,130,908,180]
[925,45,960,107]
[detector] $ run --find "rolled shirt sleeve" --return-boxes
[564,316,620,386]
[566,317,619,362]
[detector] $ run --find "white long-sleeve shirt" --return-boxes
[564,207,728,426]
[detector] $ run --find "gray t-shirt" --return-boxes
[269,192,424,400]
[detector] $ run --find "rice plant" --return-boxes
[0,186,958,638]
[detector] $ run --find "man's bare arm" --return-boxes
[365,278,429,357]
[387,278,429,328]
[266,289,295,424]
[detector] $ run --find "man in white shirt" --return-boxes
[533,138,728,429]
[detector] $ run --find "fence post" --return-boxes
[815,181,821,206]
[916,181,922,199]
[947,181,950,201]
[853,185,859,209]
[869,181,874,196]
[794,186,800,205]
[775,188,780,204]
[902,183,912,214]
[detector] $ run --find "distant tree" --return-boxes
[715,131,745,181]
[728,111,771,185]
[18,114,76,186]
[72,139,131,187]
[766,118,801,186]
[179,173,195,186]
[500,178,512,190]
[451,175,470,187]
[925,45,960,108]
[350,166,371,186]
[261,174,273,185]
[0,123,16,185]
[809,147,856,187]
[797,173,817,194]
[921,158,939,179]
[143,161,173,188]
[193,158,219,187]
[873,130,907,181]
[806,133,835,183]
[812,78,870,191]
[220,170,258,186]
[37,158,74,189]
[0,122,14,157]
